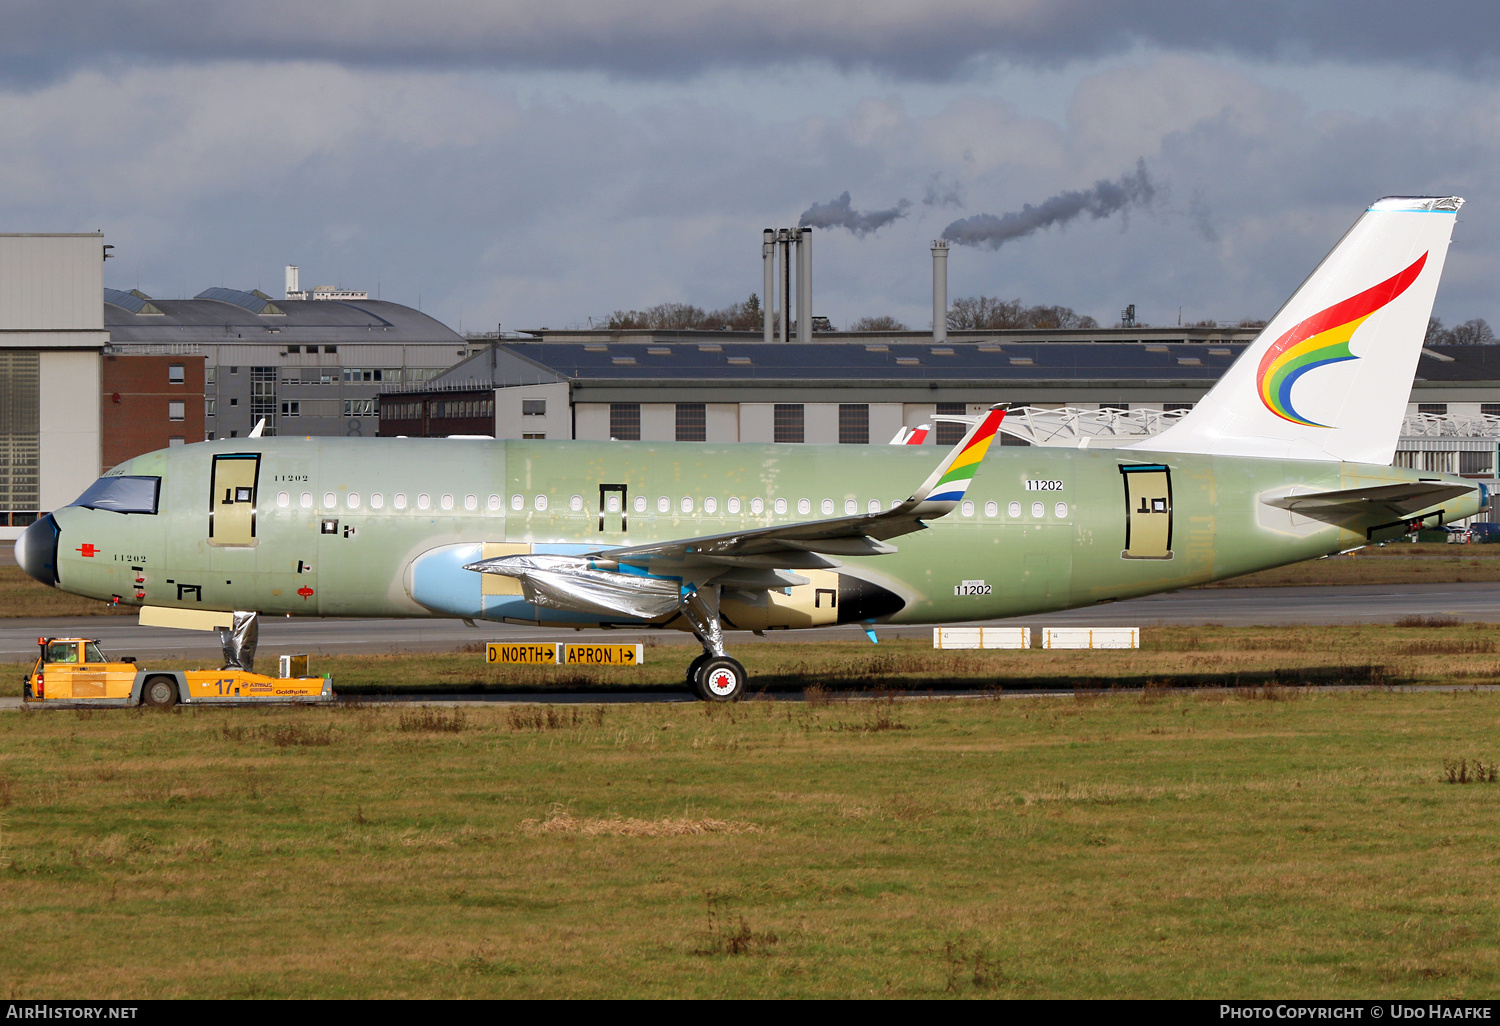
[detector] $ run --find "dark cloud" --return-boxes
[942,162,1156,249]
[799,192,910,235]
[2,1,1498,84]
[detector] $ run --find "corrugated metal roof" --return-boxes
[103,293,467,346]
[195,287,283,315]
[496,341,1252,383]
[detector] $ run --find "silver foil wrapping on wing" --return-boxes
[465,553,681,619]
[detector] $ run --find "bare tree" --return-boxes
[1446,318,1496,346]
[947,295,1098,330]
[1425,316,1448,346]
[850,315,909,331]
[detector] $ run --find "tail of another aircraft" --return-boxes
[1132,196,1463,464]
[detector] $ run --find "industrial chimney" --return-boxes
[762,230,775,344]
[796,227,812,342]
[285,265,300,300]
[931,241,948,343]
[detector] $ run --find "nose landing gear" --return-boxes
[219,611,259,671]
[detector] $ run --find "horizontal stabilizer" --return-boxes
[1263,481,1476,526]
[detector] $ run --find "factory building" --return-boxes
[0,234,109,539]
[104,286,471,441]
[378,328,1500,506]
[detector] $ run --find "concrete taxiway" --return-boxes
[1,581,1496,662]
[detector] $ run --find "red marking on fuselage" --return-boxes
[76,544,97,557]
[297,586,314,600]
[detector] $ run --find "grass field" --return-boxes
[1,686,1497,998]
[4,622,1496,700]
[2,543,1499,619]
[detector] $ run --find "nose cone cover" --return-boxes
[14,514,59,586]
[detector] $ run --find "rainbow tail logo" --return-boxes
[909,407,1006,516]
[1257,252,1427,427]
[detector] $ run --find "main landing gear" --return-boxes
[679,585,747,702]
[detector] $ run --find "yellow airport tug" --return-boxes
[23,637,334,708]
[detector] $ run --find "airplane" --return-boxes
[13,195,1486,700]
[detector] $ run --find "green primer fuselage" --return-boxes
[49,437,1481,625]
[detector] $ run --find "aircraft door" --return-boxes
[598,484,628,533]
[209,454,261,547]
[1120,464,1173,559]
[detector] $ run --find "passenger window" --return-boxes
[323,492,336,508]
[441,494,454,510]
[961,500,975,517]
[85,643,105,663]
[569,495,583,512]
[395,493,408,510]
[868,499,881,513]
[751,498,764,514]
[371,494,384,509]
[657,496,670,513]
[634,496,647,512]
[301,492,313,508]
[680,496,693,513]
[704,497,717,514]
[533,495,548,511]
[774,498,787,514]
[511,494,523,510]
[728,497,741,514]
[418,493,431,510]
[466,494,479,510]
[797,498,811,515]
[985,501,998,517]
[845,499,857,515]
[277,492,289,508]
[1009,501,1021,518]
[488,494,501,510]
[821,499,834,515]
[347,493,361,509]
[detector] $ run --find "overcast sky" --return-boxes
[6,0,1499,333]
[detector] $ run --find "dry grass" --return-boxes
[5,623,1500,701]
[2,692,1500,997]
[524,807,761,837]
[1204,543,1500,588]
[0,566,131,617]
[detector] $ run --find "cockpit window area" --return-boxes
[68,476,161,514]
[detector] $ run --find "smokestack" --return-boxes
[762,229,775,344]
[285,264,299,299]
[796,227,812,342]
[778,229,791,342]
[931,240,948,343]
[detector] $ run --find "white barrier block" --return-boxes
[1042,627,1139,650]
[933,627,1030,649]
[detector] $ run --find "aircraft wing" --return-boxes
[581,407,1006,574]
[1262,481,1477,525]
[464,407,1006,608]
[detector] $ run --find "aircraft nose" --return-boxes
[13,514,59,587]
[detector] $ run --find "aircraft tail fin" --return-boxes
[1132,196,1463,464]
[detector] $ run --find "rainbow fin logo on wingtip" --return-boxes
[1256,252,1428,427]
[924,407,1006,503]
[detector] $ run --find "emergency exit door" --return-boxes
[210,454,261,546]
[1120,463,1173,559]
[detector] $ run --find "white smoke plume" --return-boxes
[799,191,911,236]
[942,161,1156,249]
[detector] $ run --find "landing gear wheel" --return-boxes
[141,676,179,709]
[695,657,747,702]
[685,654,710,690]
